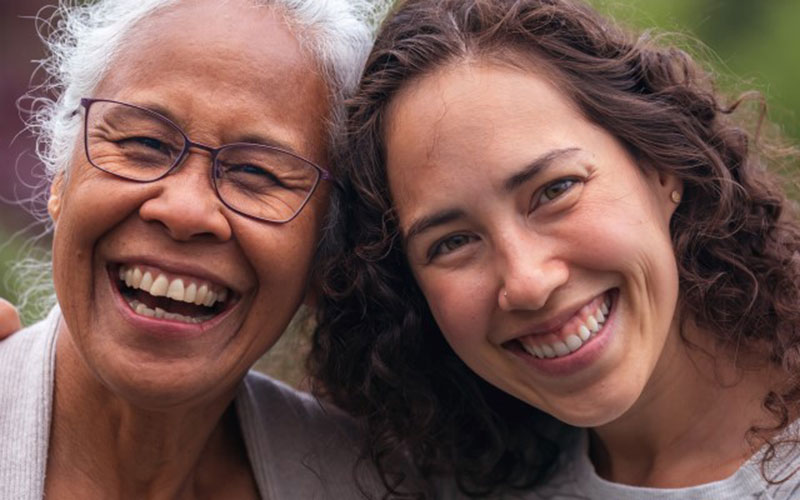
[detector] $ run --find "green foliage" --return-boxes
[0,224,53,327]
[0,228,21,304]
[590,0,800,141]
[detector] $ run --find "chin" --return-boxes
[533,388,642,428]
[91,352,240,411]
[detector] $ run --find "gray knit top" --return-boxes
[434,399,800,499]
[0,307,403,499]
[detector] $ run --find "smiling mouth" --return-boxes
[114,264,234,324]
[513,290,615,359]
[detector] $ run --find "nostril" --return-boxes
[147,218,171,235]
[138,181,233,242]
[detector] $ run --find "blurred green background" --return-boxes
[592,0,800,139]
[1,0,798,385]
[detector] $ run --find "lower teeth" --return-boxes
[127,300,212,324]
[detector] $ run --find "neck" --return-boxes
[45,326,256,500]
[589,324,781,488]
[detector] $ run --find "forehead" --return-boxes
[94,0,330,162]
[384,61,587,200]
[387,60,580,149]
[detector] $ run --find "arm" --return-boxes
[0,298,21,338]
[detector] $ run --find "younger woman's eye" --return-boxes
[535,178,577,207]
[429,233,476,260]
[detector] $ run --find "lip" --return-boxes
[113,256,241,294]
[505,289,618,377]
[107,266,241,339]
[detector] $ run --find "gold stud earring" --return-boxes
[670,190,681,203]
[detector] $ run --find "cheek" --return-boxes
[50,174,142,333]
[418,270,492,347]
[582,202,680,324]
[55,164,137,234]
[573,197,673,271]
[52,175,119,282]
[242,213,321,298]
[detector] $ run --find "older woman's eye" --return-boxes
[429,233,476,260]
[120,136,172,155]
[536,178,577,206]
[220,162,286,193]
[134,137,163,149]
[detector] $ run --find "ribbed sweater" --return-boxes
[0,307,401,499]
[0,307,57,498]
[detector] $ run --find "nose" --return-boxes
[496,234,568,312]
[138,152,232,242]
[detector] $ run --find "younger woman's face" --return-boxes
[385,61,682,426]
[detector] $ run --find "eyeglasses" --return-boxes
[78,98,331,223]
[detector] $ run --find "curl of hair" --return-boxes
[309,0,800,496]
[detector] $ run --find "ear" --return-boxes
[648,168,682,222]
[47,171,66,221]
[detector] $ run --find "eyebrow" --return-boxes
[237,133,300,155]
[405,208,466,242]
[122,101,301,154]
[403,147,582,243]
[135,102,181,125]
[101,103,165,124]
[503,147,581,192]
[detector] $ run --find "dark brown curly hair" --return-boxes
[309,0,800,497]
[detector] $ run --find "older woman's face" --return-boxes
[49,0,329,408]
[386,62,683,427]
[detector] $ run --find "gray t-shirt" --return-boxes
[436,420,800,499]
[0,307,424,499]
[530,426,800,500]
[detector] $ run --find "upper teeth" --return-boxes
[118,265,229,307]
[520,295,611,360]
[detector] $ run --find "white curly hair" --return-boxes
[26,0,385,184]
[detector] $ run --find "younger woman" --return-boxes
[311,0,800,497]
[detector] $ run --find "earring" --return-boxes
[503,290,508,298]
[670,190,681,203]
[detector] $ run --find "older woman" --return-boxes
[311,0,800,498]
[0,0,425,498]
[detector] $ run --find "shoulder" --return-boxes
[0,308,59,499]
[236,372,425,499]
[757,431,800,500]
[524,426,586,499]
[237,370,360,438]
[433,425,580,500]
[0,307,59,383]
[530,426,800,500]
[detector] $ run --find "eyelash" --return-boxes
[427,233,476,260]
[532,177,578,210]
[426,177,581,261]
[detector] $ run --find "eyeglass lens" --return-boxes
[84,100,321,222]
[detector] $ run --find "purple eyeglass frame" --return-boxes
[78,97,332,224]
